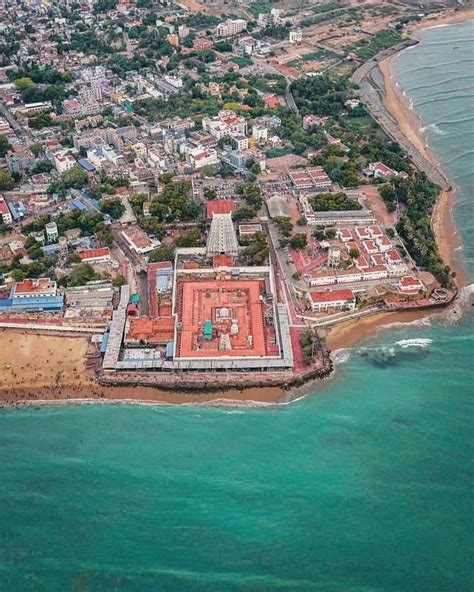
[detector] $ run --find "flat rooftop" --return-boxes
[176,279,278,359]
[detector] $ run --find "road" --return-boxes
[0,100,30,139]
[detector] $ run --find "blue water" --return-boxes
[1,23,473,591]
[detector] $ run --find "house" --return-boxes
[336,228,353,242]
[365,162,399,179]
[354,227,369,240]
[188,147,219,171]
[376,235,392,252]
[385,249,403,265]
[252,124,268,144]
[362,240,379,255]
[239,37,258,55]
[11,278,58,298]
[53,152,76,174]
[78,247,111,264]
[0,197,12,226]
[398,276,424,293]
[121,226,157,254]
[193,38,214,51]
[289,29,303,44]
[370,253,386,267]
[368,225,383,238]
[308,289,355,312]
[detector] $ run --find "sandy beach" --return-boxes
[0,330,286,406]
[325,9,474,353]
[378,50,468,288]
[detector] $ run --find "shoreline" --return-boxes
[1,12,472,408]
[378,48,468,289]
[326,12,473,353]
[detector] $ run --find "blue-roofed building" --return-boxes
[1,278,64,312]
[70,199,89,212]
[156,267,173,294]
[77,158,96,173]
[41,243,62,256]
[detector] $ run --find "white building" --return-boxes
[308,289,356,313]
[0,197,12,226]
[188,147,219,170]
[252,124,268,144]
[289,29,303,44]
[234,135,249,152]
[53,152,76,174]
[216,19,247,38]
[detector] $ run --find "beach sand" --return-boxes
[325,310,428,351]
[0,330,286,406]
[378,44,469,288]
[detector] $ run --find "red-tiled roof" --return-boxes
[206,200,235,219]
[399,276,422,288]
[78,248,111,260]
[14,278,56,294]
[213,255,233,267]
[0,199,9,215]
[310,289,354,303]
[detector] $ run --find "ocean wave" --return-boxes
[394,338,433,349]
[408,74,474,94]
[331,349,352,365]
[419,122,447,136]
[444,150,474,166]
[416,94,474,108]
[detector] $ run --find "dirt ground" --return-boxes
[358,185,397,226]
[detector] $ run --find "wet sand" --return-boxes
[378,55,467,288]
[0,330,286,406]
[326,310,428,351]
[381,6,474,287]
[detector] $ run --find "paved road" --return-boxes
[0,100,30,139]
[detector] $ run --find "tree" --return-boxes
[296,216,307,226]
[0,135,11,158]
[96,229,114,246]
[241,232,268,266]
[61,262,97,287]
[112,274,126,287]
[349,247,360,259]
[274,216,293,237]
[100,198,125,220]
[14,77,35,92]
[149,245,175,263]
[61,165,88,190]
[0,171,15,190]
[32,160,53,174]
[174,228,202,248]
[289,233,308,250]
[234,205,256,221]
[204,188,217,200]
[29,142,44,157]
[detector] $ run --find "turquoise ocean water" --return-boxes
[0,23,473,591]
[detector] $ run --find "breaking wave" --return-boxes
[394,338,433,348]
[419,122,447,136]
